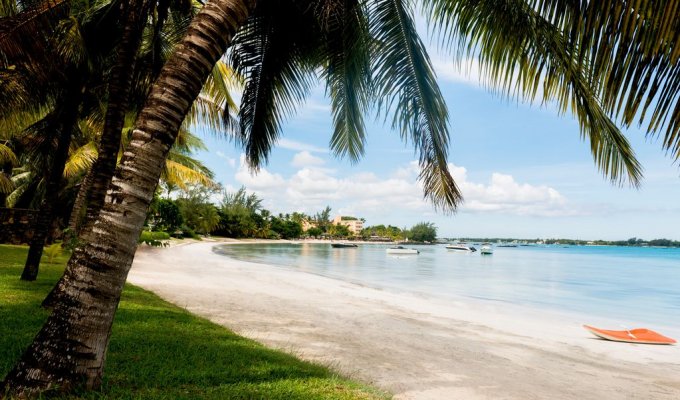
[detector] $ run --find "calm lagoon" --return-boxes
[214,243,680,329]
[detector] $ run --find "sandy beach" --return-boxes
[128,241,680,399]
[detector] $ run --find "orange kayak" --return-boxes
[583,325,676,345]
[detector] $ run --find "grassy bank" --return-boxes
[0,245,388,399]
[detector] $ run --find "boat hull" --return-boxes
[480,246,493,255]
[331,243,358,248]
[583,325,676,345]
[445,245,476,252]
[386,248,419,255]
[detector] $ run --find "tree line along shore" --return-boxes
[141,186,439,245]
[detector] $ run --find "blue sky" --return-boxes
[194,48,680,241]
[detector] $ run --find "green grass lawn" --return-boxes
[0,245,388,399]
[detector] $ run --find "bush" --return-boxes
[139,231,171,247]
[43,243,63,264]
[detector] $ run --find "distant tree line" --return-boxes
[144,186,438,243]
[446,237,680,247]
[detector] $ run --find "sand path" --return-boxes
[128,241,680,399]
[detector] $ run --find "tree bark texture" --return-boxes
[65,166,93,235]
[2,0,255,396]
[21,84,82,281]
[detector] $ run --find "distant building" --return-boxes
[301,219,317,231]
[333,216,364,236]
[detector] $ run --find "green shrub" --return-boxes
[43,243,62,264]
[139,231,170,247]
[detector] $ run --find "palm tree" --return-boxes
[0,0,141,280]
[2,0,233,280]
[4,0,680,396]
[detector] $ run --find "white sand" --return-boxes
[128,241,680,399]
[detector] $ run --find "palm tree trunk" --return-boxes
[20,85,82,281]
[1,0,255,396]
[80,0,151,232]
[65,166,94,235]
[59,0,149,259]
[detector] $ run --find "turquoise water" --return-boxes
[214,243,680,328]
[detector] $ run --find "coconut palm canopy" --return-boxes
[230,0,679,210]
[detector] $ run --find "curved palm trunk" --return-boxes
[21,86,82,281]
[1,0,254,396]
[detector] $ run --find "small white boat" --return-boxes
[445,244,477,252]
[386,246,419,255]
[480,243,493,255]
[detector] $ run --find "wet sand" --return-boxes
[128,241,680,399]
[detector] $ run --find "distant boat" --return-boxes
[386,246,419,255]
[331,243,358,248]
[445,244,477,252]
[480,243,493,255]
[496,244,518,248]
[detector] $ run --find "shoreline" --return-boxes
[129,241,680,399]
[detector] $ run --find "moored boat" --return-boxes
[480,243,493,255]
[386,246,419,255]
[445,244,477,252]
[331,243,358,248]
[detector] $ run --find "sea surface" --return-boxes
[214,243,680,328]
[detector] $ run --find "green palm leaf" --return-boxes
[320,0,372,162]
[371,0,461,211]
[0,142,18,165]
[63,141,97,178]
[162,159,216,191]
[424,0,643,186]
[525,1,680,157]
[229,2,318,168]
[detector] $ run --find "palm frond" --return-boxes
[320,0,372,163]
[54,15,87,66]
[63,141,97,178]
[0,171,13,193]
[0,142,17,165]
[229,2,318,168]
[371,0,461,212]
[0,0,69,82]
[6,166,34,207]
[423,0,643,186]
[162,159,216,190]
[188,59,241,135]
[524,0,680,158]
[174,126,207,152]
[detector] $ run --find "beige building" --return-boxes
[332,216,364,236]
[301,219,317,231]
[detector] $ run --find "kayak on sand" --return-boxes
[583,325,676,345]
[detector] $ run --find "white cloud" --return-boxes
[230,157,579,219]
[291,151,325,168]
[278,138,328,153]
[234,155,286,191]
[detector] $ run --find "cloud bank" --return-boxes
[234,154,581,219]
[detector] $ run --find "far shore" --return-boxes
[129,240,680,400]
